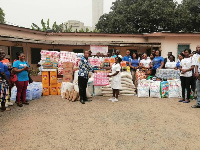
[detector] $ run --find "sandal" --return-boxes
[183,99,190,103]
[17,103,23,107]
[22,102,29,105]
[178,99,185,102]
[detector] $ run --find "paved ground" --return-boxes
[0,95,200,150]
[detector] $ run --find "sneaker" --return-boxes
[108,97,115,101]
[112,98,118,102]
[191,105,200,108]
[6,102,13,106]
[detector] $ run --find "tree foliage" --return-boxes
[31,19,93,33]
[0,7,5,23]
[31,19,71,32]
[96,0,200,33]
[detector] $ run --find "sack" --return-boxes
[160,81,169,98]
[137,79,150,98]
[10,73,17,84]
[150,81,161,98]
[94,86,103,96]
[121,72,132,79]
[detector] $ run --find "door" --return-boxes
[177,44,190,57]
[11,46,23,62]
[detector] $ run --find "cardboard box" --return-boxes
[50,84,58,95]
[57,83,62,95]
[42,72,49,84]
[63,68,73,75]
[43,84,50,96]
[63,62,74,68]
[57,78,63,83]
[50,71,57,84]
[63,75,73,82]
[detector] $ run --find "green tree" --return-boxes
[176,0,200,32]
[0,7,5,23]
[32,19,73,32]
[96,0,178,33]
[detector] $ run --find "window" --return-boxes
[177,44,190,57]
[31,48,41,64]
[108,49,116,55]
[73,49,83,53]
[11,46,23,62]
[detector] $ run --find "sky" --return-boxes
[0,0,182,29]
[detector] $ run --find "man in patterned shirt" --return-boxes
[78,50,94,104]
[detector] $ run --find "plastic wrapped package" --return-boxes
[167,79,182,98]
[150,81,161,98]
[137,79,150,98]
[88,78,94,96]
[61,82,74,95]
[160,81,169,98]
[10,86,17,101]
[93,72,109,86]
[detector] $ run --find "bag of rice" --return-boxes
[150,81,161,98]
[137,79,150,98]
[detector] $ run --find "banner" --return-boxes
[90,45,108,55]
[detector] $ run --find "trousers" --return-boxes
[78,77,88,101]
[16,81,29,103]
[196,80,200,105]
[180,76,192,100]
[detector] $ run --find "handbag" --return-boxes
[28,73,33,84]
[10,73,17,84]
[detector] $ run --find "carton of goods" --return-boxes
[110,58,115,63]
[57,78,63,83]
[43,85,50,96]
[50,71,57,84]
[121,61,127,67]
[57,83,62,95]
[42,72,49,84]
[43,57,53,69]
[50,84,58,95]
[63,75,73,82]
[63,68,73,75]
[63,62,74,68]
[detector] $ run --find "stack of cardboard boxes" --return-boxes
[42,71,50,96]
[42,70,62,96]
[62,62,74,82]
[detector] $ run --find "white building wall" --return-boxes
[148,36,200,60]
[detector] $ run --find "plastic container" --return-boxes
[50,84,57,95]
[42,71,49,84]
[43,85,50,96]
[50,71,57,84]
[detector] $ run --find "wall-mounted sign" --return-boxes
[90,45,108,55]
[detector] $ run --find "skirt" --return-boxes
[0,79,10,103]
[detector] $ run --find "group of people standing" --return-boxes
[0,50,30,112]
[79,46,200,108]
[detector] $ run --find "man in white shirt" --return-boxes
[192,45,200,108]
